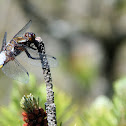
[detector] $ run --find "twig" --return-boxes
[36,37,57,126]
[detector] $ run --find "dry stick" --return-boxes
[36,37,57,126]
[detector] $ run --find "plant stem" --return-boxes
[36,37,57,126]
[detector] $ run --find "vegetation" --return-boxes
[0,75,126,126]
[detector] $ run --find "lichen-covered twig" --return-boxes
[35,37,57,126]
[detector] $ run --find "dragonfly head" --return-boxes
[25,32,36,42]
[0,51,6,68]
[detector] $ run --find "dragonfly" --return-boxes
[0,20,57,83]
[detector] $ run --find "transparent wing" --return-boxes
[39,53,58,68]
[13,20,32,38]
[21,48,58,68]
[2,59,29,83]
[46,54,58,68]
[1,32,7,51]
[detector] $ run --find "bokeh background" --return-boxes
[1,0,126,125]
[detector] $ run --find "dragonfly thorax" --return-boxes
[5,43,14,56]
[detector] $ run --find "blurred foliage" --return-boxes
[0,75,77,126]
[1,75,126,125]
[71,77,126,126]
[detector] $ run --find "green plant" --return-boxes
[0,75,76,126]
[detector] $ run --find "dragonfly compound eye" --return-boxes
[25,33,29,37]
[31,33,36,38]
[34,34,35,38]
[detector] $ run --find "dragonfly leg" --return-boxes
[25,49,39,60]
[28,45,37,50]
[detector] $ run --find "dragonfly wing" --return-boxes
[32,53,58,68]
[2,59,29,83]
[14,20,32,38]
[43,54,58,68]
[21,47,58,68]
[1,32,7,51]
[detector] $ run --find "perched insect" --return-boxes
[0,20,57,83]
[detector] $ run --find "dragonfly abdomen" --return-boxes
[0,51,6,66]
